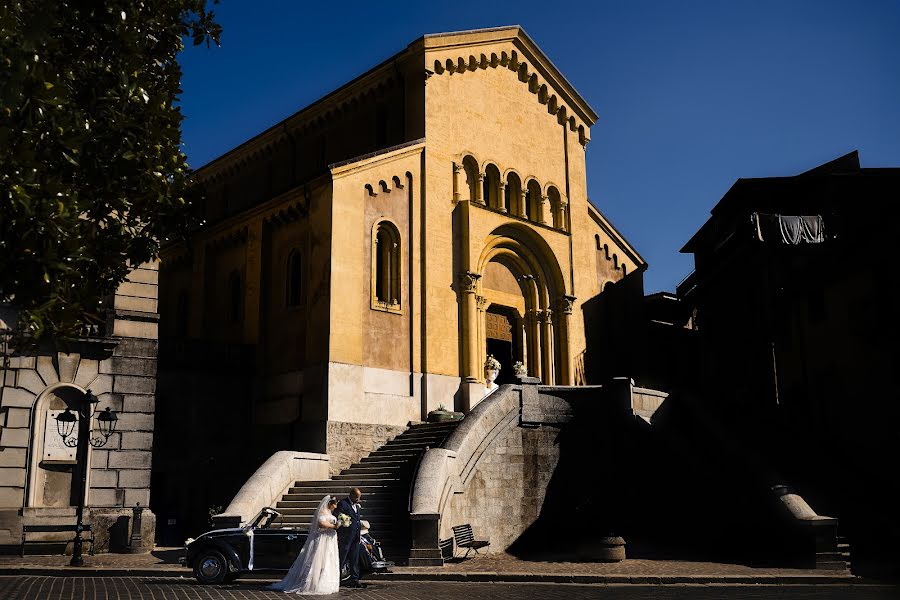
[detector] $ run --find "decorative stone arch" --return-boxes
[523,177,543,223]
[456,154,481,204]
[467,223,573,387]
[545,185,567,231]
[26,382,92,508]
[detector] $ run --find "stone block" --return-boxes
[0,448,27,468]
[120,432,153,450]
[56,353,80,383]
[89,469,118,488]
[116,281,156,299]
[124,488,151,508]
[4,407,30,428]
[0,487,24,506]
[1,368,14,387]
[113,339,158,358]
[89,487,124,507]
[118,469,151,488]
[108,451,152,469]
[16,369,46,395]
[116,413,154,432]
[36,356,59,386]
[2,387,35,409]
[114,295,158,313]
[125,268,158,285]
[123,395,155,413]
[108,357,157,378]
[74,359,100,388]
[113,375,155,395]
[96,393,124,413]
[0,467,26,488]
[0,428,29,448]
[88,374,113,396]
[90,450,110,469]
[9,356,35,370]
[112,319,158,340]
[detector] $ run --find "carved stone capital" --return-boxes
[453,162,463,174]
[537,308,553,324]
[476,295,488,310]
[459,270,482,293]
[556,295,577,315]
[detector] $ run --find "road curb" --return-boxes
[0,565,864,585]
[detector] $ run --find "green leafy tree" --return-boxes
[0,0,220,343]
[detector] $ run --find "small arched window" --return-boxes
[286,250,303,307]
[175,291,190,337]
[595,235,601,250]
[228,270,242,324]
[622,264,628,276]
[613,254,619,270]
[372,221,401,310]
[603,244,610,260]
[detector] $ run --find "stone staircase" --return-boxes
[837,533,852,571]
[273,421,459,561]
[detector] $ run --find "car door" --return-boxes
[251,529,295,570]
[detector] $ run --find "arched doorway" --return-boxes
[485,305,522,385]
[460,223,572,394]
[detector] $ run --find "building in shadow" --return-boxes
[676,151,900,577]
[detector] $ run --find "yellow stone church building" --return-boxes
[157,26,642,483]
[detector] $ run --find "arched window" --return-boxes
[372,221,401,309]
[286,250,303,307]
[547,186,564,230]
[228,270,242,324]
[175,291,190,337]
[505,172,522,217]
[483,164,501,210]
[526,179,542,222]
[462,156,479,202]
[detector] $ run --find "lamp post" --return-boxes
[55,390,118,566]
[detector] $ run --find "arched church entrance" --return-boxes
[485,305,522,385]
[459,223,574,406]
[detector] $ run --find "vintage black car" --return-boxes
[183,507,393,584]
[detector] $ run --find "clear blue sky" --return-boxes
[178,0,900,293]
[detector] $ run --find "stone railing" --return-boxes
[409,384,521,565]
[212,451,330,529]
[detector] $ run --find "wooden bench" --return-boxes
[439,537,454,561]
[21,524,94,556]
[451,524,489,558]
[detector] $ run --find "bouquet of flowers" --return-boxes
[336,513,352,528]
[484,355,501,371]
[513,361,527,377]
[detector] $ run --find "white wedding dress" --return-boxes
[270,496,340,595]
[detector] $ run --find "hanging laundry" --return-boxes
[752,213,824,244]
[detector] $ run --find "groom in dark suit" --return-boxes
[335,487,365,588]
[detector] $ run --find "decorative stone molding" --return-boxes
[556,295,577,315]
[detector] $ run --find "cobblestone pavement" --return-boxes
[0,577,896,600]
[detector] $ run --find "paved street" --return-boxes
[0,577,897,600]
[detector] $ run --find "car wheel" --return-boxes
[193,549,229,584]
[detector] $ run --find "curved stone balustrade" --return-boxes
[212,451,330,529]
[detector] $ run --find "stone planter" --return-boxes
[427,410,463,423]
[572,535,626,562]
[485,368,499,387]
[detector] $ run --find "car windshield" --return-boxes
[248,508,279,530]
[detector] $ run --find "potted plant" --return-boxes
[484,355,501,388]
[512,360,528,379]
[427,403,463,422]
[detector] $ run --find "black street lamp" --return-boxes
[54,389,118,566]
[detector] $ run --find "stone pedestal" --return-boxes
[408,513,443,566]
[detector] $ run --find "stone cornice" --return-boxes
[330,139,425,180]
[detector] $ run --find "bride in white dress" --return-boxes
[270,495,340,595]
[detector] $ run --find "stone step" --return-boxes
[280,493,403,503]
[333,473,410,481]
[359,456,414,465]
[290,482,402,491]
[379,441,436,451]
[276,499,398,509]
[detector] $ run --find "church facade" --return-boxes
[156,27,642,521]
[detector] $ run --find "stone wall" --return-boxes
[325,421,407,476]
[633,386,668,420]
[443,424,560,552]
[0,262,158,552]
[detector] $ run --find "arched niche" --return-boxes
[26,384,92,508]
